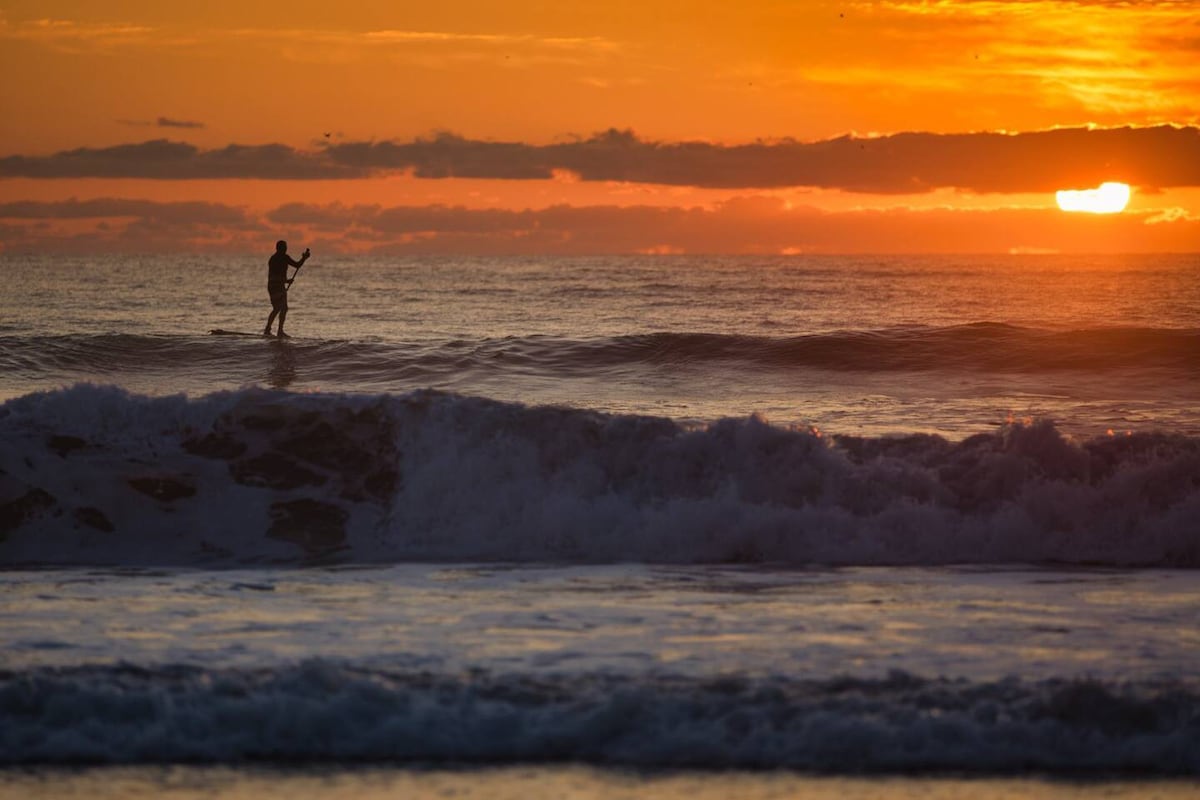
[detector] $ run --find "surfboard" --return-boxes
[209,329,271,337]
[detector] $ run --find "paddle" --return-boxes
[287,248,311,287]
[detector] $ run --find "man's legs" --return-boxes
[265,287,287,336]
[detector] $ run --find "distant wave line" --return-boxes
[1,325,1197,378]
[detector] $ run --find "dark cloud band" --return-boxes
[2,126,1197,192]
[2,196,1195,254]
[0,198,247,224]
[0,140,361,180]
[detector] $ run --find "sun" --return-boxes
[1055,182,1131,214]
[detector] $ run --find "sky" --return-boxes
[1,0,1198,254]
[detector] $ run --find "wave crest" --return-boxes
[2,663,1197,772]
[1,386,1198,567]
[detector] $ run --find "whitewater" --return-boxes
[1,253,1198,792]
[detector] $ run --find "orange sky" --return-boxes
[1,0,1198,254]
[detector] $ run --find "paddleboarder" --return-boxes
[264,240,309,338]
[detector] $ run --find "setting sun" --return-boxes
[1055,182,1132,214]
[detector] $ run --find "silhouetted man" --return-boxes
[264,240,309,337]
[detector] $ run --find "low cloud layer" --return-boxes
[0,141,359,180]
[2,126,1197,192]
[2,196,1194,255]
[327,126,1200,193]
[0,198,249,225]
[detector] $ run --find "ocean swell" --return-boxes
[2,325,1198,381]
[1,385,1198,567]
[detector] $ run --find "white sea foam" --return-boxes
[1,385,1197,567]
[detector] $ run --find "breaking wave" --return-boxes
[1,385,1198,567]
[1,663,1197,772]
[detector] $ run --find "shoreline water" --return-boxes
[2,565,1197,775]
[2,765,1198,800]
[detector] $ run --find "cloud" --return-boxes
[3,126,1198,192]
[0,198,264,253]
[0,17,158,52]
[4,19,622,68]
[225,26,622,68]
[258,198,1200,255]
[9,195,1189,255]
[0,198,249,225]
[0,140,361,180]
[157,117,205,129]
[822,1,1200,126]
[327,126,1200,192]
[117,117,207,130]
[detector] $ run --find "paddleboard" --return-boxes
[210,329,305,341]
[210,329,272,338]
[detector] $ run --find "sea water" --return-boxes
[1,253,1198,794]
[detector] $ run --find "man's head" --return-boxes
[276,240,287,253]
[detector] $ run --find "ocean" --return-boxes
[1,252,1198,796]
